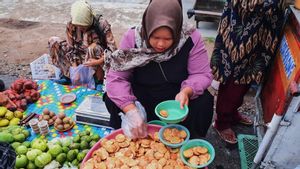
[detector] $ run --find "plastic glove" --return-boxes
[135,101,147,121]
[119,101,147,139]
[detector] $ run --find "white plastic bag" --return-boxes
[44,160,61,169]
[69,64,95,89]
[119,101,147,139]
[61,162,78,169]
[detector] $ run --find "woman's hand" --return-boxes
[175,87,193,109]
[121,103,147,139]
[83,58,103,67]
[125,108,147,138]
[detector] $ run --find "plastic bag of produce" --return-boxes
[69,64,95,89]
[44,160,61,169]
[60,137,73,147]
[0,142,16,169]
[61,162,78,169]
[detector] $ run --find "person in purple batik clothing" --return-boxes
[103,0,214,139]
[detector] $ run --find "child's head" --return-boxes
[142,0,183,53]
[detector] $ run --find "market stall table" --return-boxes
[24,80,112,141]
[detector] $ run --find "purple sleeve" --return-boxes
[106,29,137,109]
[181,30,213,99]
[119,28,135,49]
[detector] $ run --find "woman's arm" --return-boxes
[106,28,137,112]
[96,17,117,51]
[106,70,137,112]
[83,57,104,66]
[181,30,213,99]
[84,18,117,67]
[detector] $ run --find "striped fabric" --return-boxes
[0,142,16,169]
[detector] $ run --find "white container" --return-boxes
[29,119,40,134]
[38,120,49,135]
[30,54,61,80]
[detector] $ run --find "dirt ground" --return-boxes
[0,18,215,83]
[0,18,215,64]
[0,18,255,169]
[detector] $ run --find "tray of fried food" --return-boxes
[81,125,195,169]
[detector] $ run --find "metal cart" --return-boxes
[252,6,300,169]
[187,0,225,27]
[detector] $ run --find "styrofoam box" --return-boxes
[30,54,61,80]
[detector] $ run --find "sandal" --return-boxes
[213,123,237,144]
[237,113,253,126]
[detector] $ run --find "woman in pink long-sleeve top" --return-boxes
[103,0,213,139]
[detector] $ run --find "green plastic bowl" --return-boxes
[155,100,188,124]
[180,139,215,168]
[158,124,190,148]
[148,120,168,126]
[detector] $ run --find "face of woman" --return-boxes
[76,25,89,32]
[149,27,174,53]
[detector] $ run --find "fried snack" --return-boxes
[116,133,126,142]
[183,149,194,158]
[189,156,200,166]
[162,127,187,144]
[197,147,208,154]
[184,146,210,166]
[179,130,187,138]
[159,110,169,117]
[84,131,195,169]
[199,154,209,165]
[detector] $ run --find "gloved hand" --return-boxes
[119,101,148,139]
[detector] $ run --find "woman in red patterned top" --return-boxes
[48,0,116,87]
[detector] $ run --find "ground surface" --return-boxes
[0,1,255,169]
